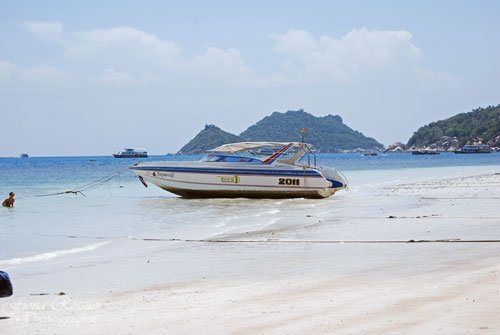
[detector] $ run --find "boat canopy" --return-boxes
[208,142,311,153]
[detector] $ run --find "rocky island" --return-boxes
[386,105,499,152]
[178,109,383,154]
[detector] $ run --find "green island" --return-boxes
[406,105,500,150]
[179,106,500,154]
[178,109,383,154]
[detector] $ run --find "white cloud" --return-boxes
[410,67,461,90]
[23,21,64,37]
[66,27,181,70]
[23,22,181,71]
[15,23,459,90]
[0,59,71,86]
[184,47,256,84]
[98,68,135,84]
[270,28,459,89]
[23,21,65,45]
[20,22,259,86]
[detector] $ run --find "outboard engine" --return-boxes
[319,166,348,190]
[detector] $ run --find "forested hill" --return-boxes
[177,125,242,154]
[407,105,500,147]
[239,110,383,151]
[177,110,383,154]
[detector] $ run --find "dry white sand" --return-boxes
[1,169,500,334]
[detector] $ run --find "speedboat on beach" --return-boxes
[130,142,347,199]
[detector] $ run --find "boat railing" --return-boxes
[302,145,317,168]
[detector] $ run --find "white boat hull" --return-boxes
[131,163,345,199]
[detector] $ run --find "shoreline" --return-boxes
[1,166,500,334]
[3,244,500,334]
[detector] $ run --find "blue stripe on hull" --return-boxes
[147,177,326,189]
[131,166,322,177]
[327,179,345,188]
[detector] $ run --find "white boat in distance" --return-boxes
[130,142,347,199]
[113,148,148,158]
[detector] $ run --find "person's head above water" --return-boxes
[9,192,14,197]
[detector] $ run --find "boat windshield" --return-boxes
[200,154,262,163]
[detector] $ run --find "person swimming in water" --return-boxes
[2,192,15,207]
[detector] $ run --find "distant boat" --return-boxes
[363,152,378,156]
[19,153,29,158]
[411,149,440,155]
[454,145,492,154]
[113,148,148,158]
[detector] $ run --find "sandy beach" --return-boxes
[2,1,499,333]
[1,167,500,334]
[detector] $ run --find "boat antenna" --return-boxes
[301,127,312,166]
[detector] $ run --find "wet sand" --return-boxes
[1,168,500,334]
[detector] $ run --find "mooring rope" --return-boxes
[131,238,500,244]
[35,170,125,197]
[27,232,500,245]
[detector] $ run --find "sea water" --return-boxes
[0,153,499,293]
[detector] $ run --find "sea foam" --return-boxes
[0,241,110,266]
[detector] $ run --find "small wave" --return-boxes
[0,241,111,266]
[267,209,281,215]
[267,218,279,225]
[213,221,227,228]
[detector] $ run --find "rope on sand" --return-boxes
[420,197,500,200]
[34,233,500,245]
[36,170,125,197]
[132,238,500,244]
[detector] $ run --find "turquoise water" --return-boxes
[1,152,498,188]
[0,153,499,272]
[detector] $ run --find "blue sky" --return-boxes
[1,0,499,155]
